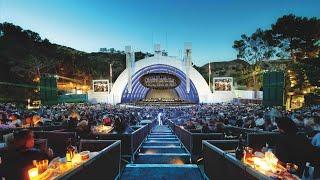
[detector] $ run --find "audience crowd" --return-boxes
[1,102,320,179]
[1,102,320,137]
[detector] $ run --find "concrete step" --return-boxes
[151,131,172,134]
[151,128,172,133]
[141,145,181,149]
[147,137,177,141]
[134,153,191,164]
[148,134,176,138]
[121,164,203,180]
[143,141,181,147]
[140,146,187,154]
[150,132,173,135]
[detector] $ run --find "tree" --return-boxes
[271,14,320,61]
[233,29,275,90]
[233,29,275,64]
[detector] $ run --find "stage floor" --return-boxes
[119,103,196,108]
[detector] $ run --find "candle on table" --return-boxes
[28,167,38,180]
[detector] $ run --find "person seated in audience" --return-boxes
[313,115,320,131]
[312,132,320,148]
[184,120,196,130]
[1,129,53,180]
[22,114,33,127]
[235,116,244,127]
[32,114,43,127]
[102,115,112,126]
[243,116,255,129]
[8,113,22,127]
[255,113,265,129]
[113,115,126,133]
[0,111,8,124]
[274,117,320,177]
[201,123,211,133]
[67,111,79,131]
[76,116,90,138]
[213,122,225,134]
[263,117,276,131]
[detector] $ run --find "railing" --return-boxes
[225,125,264,137]
[175,124,192,152]
[167,119,224,161]
[33,131,77,157]
[0,125,64,142]
[167,119,175,133]
[0,120,155,163]
[203,140,266,180]
[246,132,307,151]
[131,124,149,161]
[95,121,156,162]
[57,140,121,180]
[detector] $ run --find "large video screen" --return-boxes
[214,78,232,91]
[93,80,109,92]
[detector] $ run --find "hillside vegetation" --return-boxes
[0,22,148,101]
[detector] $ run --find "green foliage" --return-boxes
[233,14,320,63]
[272,14,320,59]
[292,58,320,87]
[0,22,149,102]
[233,29,275,64]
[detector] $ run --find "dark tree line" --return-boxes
[232,14,320,92]
[0,22,149,102]
[233,14,320,63]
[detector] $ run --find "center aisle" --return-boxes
[121,125,204,180]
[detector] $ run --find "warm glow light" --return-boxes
[251,151,279,173]
[72,154,82,166]
[244,151,287,175]
[92,125,113,133]
[171,158,185,164]
[253,157,271,172]
[287,92,294,95]
[28,168,38,179]
[144,150,157,154]
[33,77,40,82]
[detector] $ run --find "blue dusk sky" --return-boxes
[1,0,319,65]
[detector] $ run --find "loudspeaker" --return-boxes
[40,74,58,105]
[263,71,285,107]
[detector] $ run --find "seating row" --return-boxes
[203,140,269,180]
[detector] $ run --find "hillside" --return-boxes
[0,22,148,101]
[196,59,250,87]
[1,22,296,102]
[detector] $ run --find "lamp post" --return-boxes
[27,99,30,109]
[109,63,113,90]
[208,63,211,92]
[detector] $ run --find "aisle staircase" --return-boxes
[121,125,204,180]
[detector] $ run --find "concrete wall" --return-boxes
[87,90,110,104]
[234,90,263,100]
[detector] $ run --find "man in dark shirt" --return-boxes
[1,129,52,180]
[275,117,320,177]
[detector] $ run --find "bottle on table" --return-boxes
[303,162,311,179]
[66,138,77,162]
[261,142,269,153]
[235,134,244,161]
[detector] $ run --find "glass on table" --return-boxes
[33,159,49,174]
[286,163,298,174]
[28,167,38,180]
